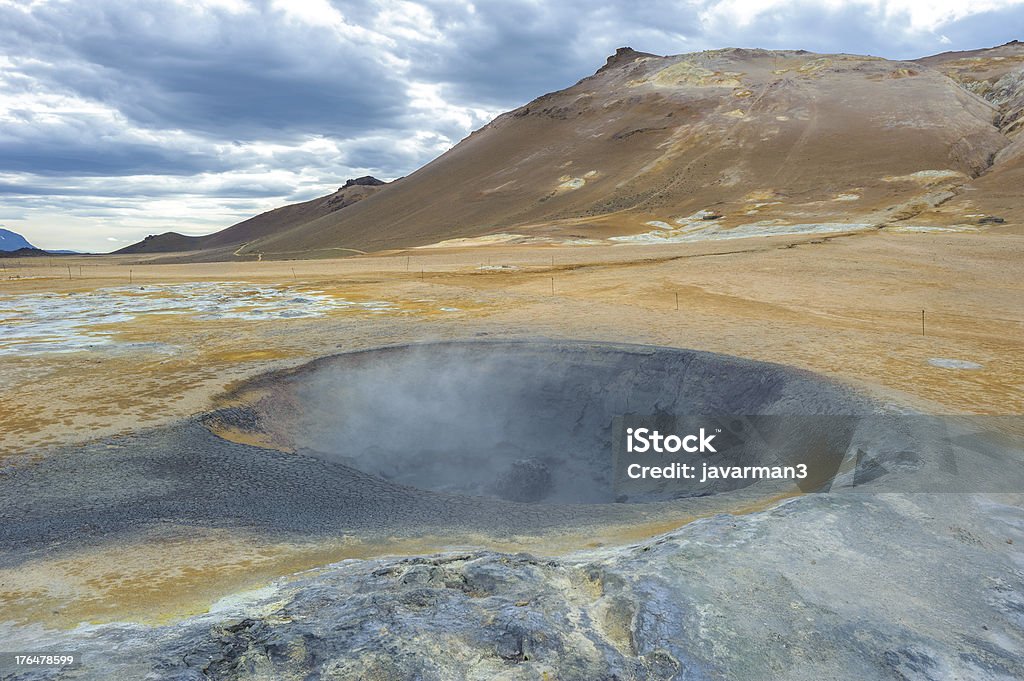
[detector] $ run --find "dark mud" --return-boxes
[0,341,878,564]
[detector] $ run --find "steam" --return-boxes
[292,343,613,503]
[270,342,871,504]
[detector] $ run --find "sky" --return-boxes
[0,0,1022,252]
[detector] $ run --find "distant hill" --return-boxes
[0,228,35,251]
[116,176,391,258]
[118,232,201,255]
[0,247,50,258]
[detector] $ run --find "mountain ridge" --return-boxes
[122,42,1023,261]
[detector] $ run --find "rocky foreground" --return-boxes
[4,489,1023,681]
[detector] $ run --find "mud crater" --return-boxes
[224,341,874,504]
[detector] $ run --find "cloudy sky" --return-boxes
[1,0,1022,252]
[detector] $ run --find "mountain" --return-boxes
[0,228,35,251]
[115,176,390,258]
[133,43,1023,261]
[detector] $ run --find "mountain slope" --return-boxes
[917,40,1024,136]
[116,176,389,257]
[228,45,1015,258]
[911,40,1024,227]
[0,228,35,251]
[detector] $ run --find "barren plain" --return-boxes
[2,225,1022,631]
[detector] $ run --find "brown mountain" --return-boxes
[129,43,1023,260]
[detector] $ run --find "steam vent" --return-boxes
[218,341,877,505]
[3,341,889,558]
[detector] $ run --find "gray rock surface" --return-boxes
[3,492,1023,680]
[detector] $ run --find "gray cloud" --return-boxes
[929,5,1024,52]
[395,1,704,107]
[0,1,409,138]
[0,134,224,177]
[0,177,295,199]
